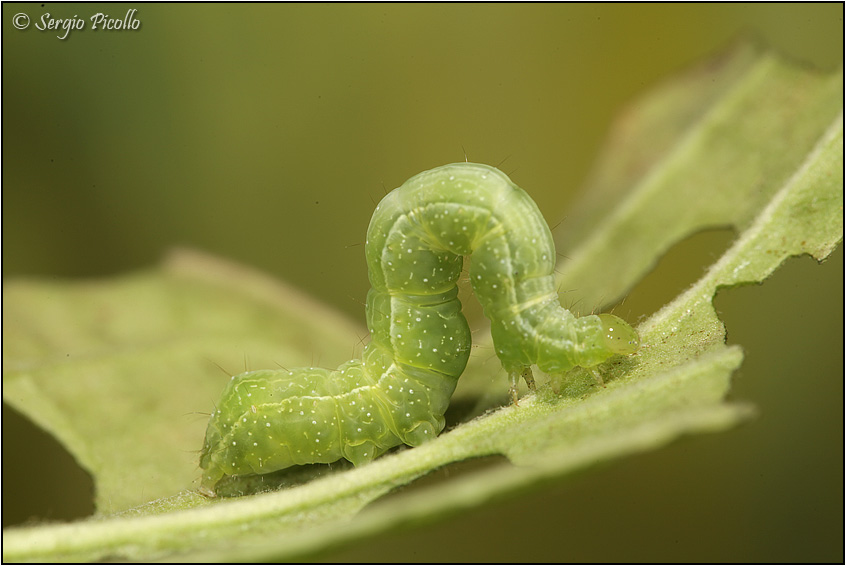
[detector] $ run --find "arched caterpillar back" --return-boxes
[199,163,639,496]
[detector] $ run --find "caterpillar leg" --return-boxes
[198,466,225,498]
[508,367,537,405]
[588,367,606,387]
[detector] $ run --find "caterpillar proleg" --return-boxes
[199,163,638,496]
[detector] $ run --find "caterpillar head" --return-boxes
[597,313,639,355]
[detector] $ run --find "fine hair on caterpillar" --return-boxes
[199,163,639,497]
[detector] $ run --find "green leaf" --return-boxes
[3,252,369,513]
[3,44,842,562]
[553,41,842,309]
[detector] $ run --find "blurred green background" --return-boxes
[2,3,842,561]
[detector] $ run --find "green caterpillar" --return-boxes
[199,163,638,496]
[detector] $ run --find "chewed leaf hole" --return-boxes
[3,404,95,526]
[620,228,736,321]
